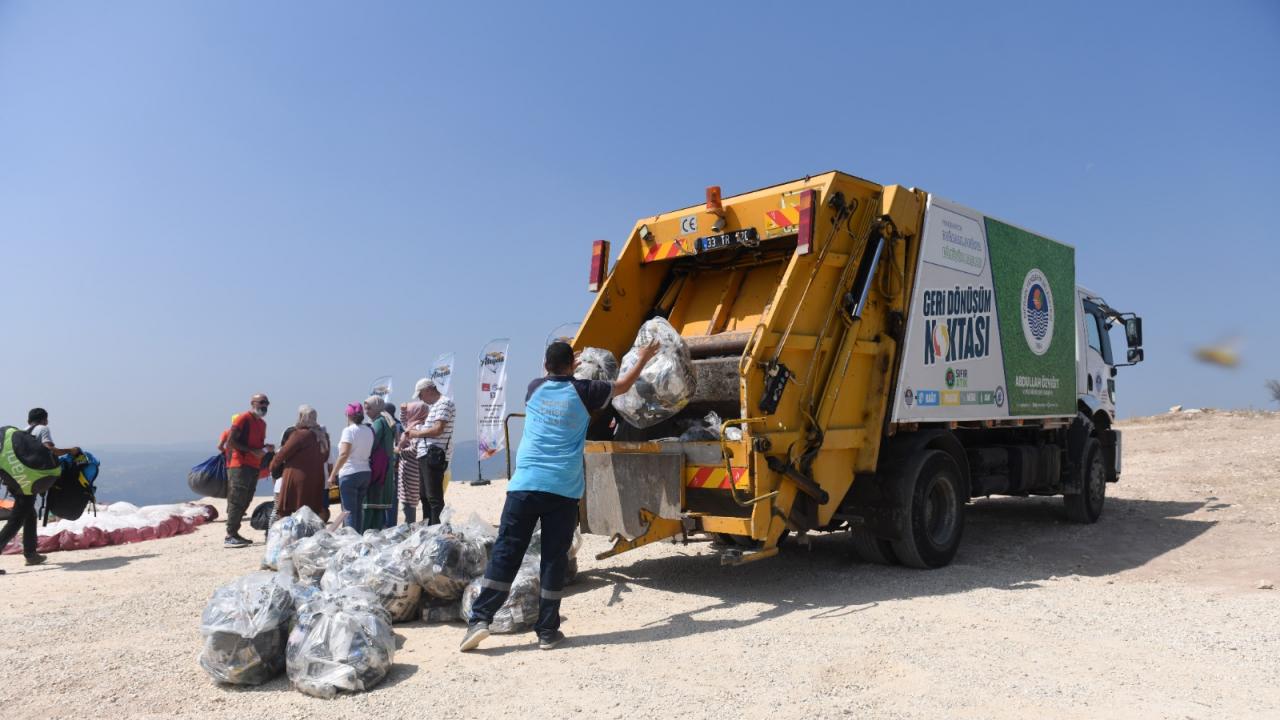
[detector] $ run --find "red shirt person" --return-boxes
[223,394,274,548]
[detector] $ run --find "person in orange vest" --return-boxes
[223,394,274,548]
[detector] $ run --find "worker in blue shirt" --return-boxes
[461,339,659,651]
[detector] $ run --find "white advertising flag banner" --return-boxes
[369,376,393,404]
[476,339,510,462]
[429,353,455,397]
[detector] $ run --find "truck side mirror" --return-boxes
[1127,348,1144,364]
[1125,317,1143,348]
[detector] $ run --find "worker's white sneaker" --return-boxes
[459,623,490,652]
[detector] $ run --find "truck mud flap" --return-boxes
[583,451,682,538]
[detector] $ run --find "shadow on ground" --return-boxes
[540,496,1215,651]
[54,552,162,572]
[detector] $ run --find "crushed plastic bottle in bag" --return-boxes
[261,505,326,571]
[286,587,395,699]
[612,317,697,429]
[198,571,295,685]
[408,526,488,601]
[421,596,462,624]
[574,347,619,382]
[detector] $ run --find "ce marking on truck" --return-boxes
[679,215,698,235]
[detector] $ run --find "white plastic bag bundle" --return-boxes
[262,506,326,571]
[286,588,395,699]
[459,563,541,634]
[611,317,697,428]
[574,347,618,382]
[198,572,295,685]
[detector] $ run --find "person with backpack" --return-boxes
[327,402,374,532]
[0,425,64,570]
[360,396,396,532]
[223,394,274,549]
[25,408,80,459]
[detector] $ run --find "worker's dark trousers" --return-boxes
[417,454,446,526]
[468,490,578,636]
[0,493,39,557]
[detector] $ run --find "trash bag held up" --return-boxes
[187,453,228,499]
[198,572,295,686]
[287,588,395,699]
[611,317,697,429]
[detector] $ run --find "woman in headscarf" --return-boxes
[269,405,330,521]
[327,403,374,532]
[397,400,428,523]
[361,395,397,532]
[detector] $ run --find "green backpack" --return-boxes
[0,426,61,496]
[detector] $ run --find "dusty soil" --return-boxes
[2,410,1277,719]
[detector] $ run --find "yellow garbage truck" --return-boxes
[573,171,1144,568]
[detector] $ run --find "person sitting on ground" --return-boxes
[405,378,456,525]
[223,394,274,549]
[327,403,374,533]
[460,339,659,652]
[269,405,330,522]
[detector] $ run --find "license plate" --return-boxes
[697,228,759,253]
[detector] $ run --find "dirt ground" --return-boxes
[2,410,1277,719]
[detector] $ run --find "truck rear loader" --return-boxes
[570,172,1145,568]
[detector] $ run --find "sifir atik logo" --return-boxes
[923,286,993,366]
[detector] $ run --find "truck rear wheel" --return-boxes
[1063,437,1106,523]
[849,526,898,565]
[891,450,965,569]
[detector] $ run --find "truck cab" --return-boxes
[1075,287,1144,481]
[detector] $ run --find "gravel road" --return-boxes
[1,410,1277,719]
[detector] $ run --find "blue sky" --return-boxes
[1,1,1276,447]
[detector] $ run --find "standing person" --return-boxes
[405,378,455,525]
[327,403,374,532]
[397,401,427,524]
[383,403,402,527]
[224,394,273,549]
[461,340,659,651]
[269,405,329,521]
[0,423,66,571]
[25,408,81,458]
[361,396,396,532]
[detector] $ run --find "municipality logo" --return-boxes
[1020,268,1054,356]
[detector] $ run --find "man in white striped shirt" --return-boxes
[406,378,454,525]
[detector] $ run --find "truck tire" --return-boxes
[1063,437,1105,523]
[849,526,898,565]
[891,450,965,569]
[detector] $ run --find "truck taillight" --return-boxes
[588,239,610,292]
[796,189,817,256]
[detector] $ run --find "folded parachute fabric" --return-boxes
[1,501,217,555]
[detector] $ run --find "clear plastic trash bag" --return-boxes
[421,596,462,624]
[286,588,395,699]
[364,543,423,623]
[612,317,697,429]
[262,506,326,571]
[574,347,618,382]
[198,572,295,685]
[460,564,541,634]
[405,514,492,601]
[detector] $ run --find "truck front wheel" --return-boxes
[892,450,965,569]
[1063,437,1106,523]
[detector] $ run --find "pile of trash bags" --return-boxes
[262,506,326,571]
[612,317,697,428]
[200,506,586,697]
